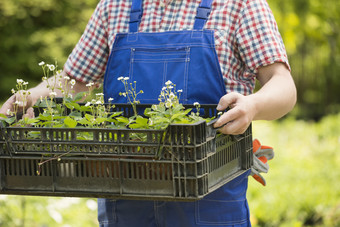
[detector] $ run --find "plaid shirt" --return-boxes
[64,0,289,95]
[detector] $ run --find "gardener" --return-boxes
[0,0,296,226]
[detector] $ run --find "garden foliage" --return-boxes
[249,115,340,226]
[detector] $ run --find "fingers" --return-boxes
[214,92,253,135]
[0,95,16,115]
[216,92,241,111]
[22,107,35,119]
[0,91,35,118]
[214,108,250,135]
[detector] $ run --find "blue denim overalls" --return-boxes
[100,0,251,226]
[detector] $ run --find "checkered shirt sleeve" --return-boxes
[236,0,289,75]
[64,0,109,84]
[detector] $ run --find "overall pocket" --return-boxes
[98,199,117,225]
[196,199,250,226]
[129,47,190,103]
[195,171,251,226]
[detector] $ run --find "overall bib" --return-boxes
[100,0,251,226]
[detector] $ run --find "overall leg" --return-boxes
[98,199,157,227]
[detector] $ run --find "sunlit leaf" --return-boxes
[64,116,77,128]
[73,92,87,102]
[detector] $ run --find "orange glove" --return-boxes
[251,139,274,186]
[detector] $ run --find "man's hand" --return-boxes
[0,70,89,120]
[0,91,36,118]
[214,92,256,135]
[214,62,297,135]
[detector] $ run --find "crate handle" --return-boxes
[207,118,244,141]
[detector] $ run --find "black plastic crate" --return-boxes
[0,104,252,201]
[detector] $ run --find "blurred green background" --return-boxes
[0,0,340,226]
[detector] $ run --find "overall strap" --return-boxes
[193,0,214,30]
[129,0,214,32]
[129,0,143,33]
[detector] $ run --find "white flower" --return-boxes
[169,92,175,99]
[168,86,173,89]
[17,79,24,84]
[6,109,12,116]
[124,77,129,81]
[96,93,104,96]
[119,92,127,97]
[162,87,166,91]
[165,80,172,86]
[177,89,183,93]
[49,92,57,97]
[38,61,45,66]
[11,89,15,94]
[86,82,94,87]
[14,100,23,106]
[193,102,200,106]
[64,76,70,80]
[117,77,124,81]
[165,99,172,108]
[108,98,114,102]
[85,102,91,107]
[42,77,47,81]
[96,100,103,104]
[68,94,73,98]
[23,81,29,85]
[70,79,76,86]
[48,64,55,71]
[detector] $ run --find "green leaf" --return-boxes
[37,114,53,121]
[108,112,123,118]
[53,123,65,128]
[115,116,130,124]
[94,117,106,125]
[136,116,148,125]
[65,102,81,111]
[64,116,77,128]
[73,92,87,102]
[78,118,91,126]
[27,131,41,139]
[37,99,57,108]
[152,117,170,128]
[76,132,93,140]
[129,117,148,129]
[4,117,16,125]
[25,117,40,125]
[69,111,82,119]
[170,112,187,121]
[85,114,94,122]
[127,124,141,129]
[0,113,7,118]
[80,106,92,112]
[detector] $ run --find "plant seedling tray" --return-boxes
[0,104,252,201]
